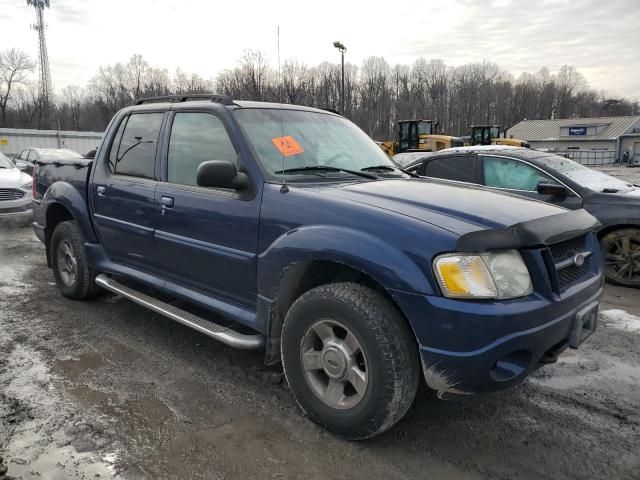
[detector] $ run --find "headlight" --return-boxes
[21,182,32,190]
[433,250,533,300]
[419,138,428,144]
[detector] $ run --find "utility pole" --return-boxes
[333,41,346,115]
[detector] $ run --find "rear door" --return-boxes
[479,155,583,209]
[91,111,165,273]
[419,154,480,185]
[154,110,261,309]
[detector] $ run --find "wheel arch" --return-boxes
[43,202,75,267]
[597,223,640,239]
[41,181,97,266]
[264,258,420,366]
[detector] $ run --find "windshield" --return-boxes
[234,109,396,180]
[417,121,434,135]
[39,149,84,160]
[536,153,636,193]
[0,153,14,169]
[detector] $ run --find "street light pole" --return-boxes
[333,41,347,115]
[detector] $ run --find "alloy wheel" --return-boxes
[299,319,368,409]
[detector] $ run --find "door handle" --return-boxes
[160,196,174,215]
[96,186,106,197]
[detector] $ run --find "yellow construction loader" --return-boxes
[468,125,530,148]
[380,120,463,157]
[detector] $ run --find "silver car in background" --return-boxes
[0,152,33,220]
[14,148,84,176]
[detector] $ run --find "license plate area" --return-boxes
[570,301,599,348]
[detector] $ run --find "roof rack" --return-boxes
[133,94,235,106]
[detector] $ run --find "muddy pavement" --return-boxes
[1,221,639,480]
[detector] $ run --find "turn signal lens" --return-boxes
[434,255,497,299]
[433,251,533,300]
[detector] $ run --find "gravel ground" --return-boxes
[1,218,639,480]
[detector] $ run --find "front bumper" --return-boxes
[0,196,32,218]
[391,275,604,397]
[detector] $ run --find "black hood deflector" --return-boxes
[456,209,600,251]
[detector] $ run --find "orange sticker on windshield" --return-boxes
[272,136,304,157]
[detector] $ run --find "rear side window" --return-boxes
[167,112,236,187]
[423,155,476,183]
[108,113,163,179]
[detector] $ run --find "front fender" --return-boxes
[42,181,97,243]
[257,225,435,299]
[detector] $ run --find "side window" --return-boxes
[423,155,477,183]
[19,150,29,160]
[482,156,557,191]
[109,113,163,179]
[167,112,236,187]
[27,150,38,162]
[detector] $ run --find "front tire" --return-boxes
[281,283,420,440]
[50,220,100,300]
[600,228,640,288]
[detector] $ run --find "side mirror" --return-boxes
[14,160,28,170]
[537,182,569,197]
[196,160,249,190]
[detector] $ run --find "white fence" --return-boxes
[0,127,104,157]
[553,150,617,166]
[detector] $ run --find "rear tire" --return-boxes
[600,228,640,288]
[281,282,420,440]
[50,220,100,300]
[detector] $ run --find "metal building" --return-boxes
[507,116,640,165]
[0,127,103,157]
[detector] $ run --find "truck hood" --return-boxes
[0,168,31,189]
[317,178,566,236]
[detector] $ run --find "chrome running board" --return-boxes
[95,274,265,350]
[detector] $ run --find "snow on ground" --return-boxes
[600,309,640,333]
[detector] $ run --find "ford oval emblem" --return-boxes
[573,253,585,267]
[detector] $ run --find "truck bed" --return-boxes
[33,158,92,203]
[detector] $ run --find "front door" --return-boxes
[480,155,583,210]
[154,110,261,309]
[91,112,164,273]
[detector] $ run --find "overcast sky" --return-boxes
[1,0,638,99]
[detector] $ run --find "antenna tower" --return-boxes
[27,0,53,103]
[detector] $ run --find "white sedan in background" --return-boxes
[0,152,33,220]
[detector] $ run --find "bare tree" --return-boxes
[58,85,85,130]
[1,52,636,138]
[0,48,35,126]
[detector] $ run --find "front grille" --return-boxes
[557,263,591,288]
[0,188,25,201]
[547,234,593,291]
[549,235,586,263]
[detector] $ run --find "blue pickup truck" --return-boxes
[32,95,603,439]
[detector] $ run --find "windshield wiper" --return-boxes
[274,165,377,179]
[361,165,396,172]
[361,164,419,177]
